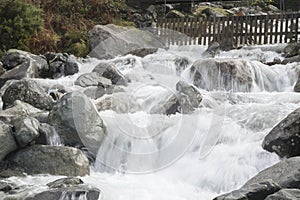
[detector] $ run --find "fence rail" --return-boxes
[156,12,300,46]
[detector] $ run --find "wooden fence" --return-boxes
[156,12,300,46]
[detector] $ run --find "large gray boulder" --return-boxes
[244,157,300,189]
[284,43,300,58]
[12,117,40,147]
[2,79,54,110]
[0,49,45,88]
[188,59,253,92]
[24,185,100,200]
[0,121,17,161]
[0,100,43,124]
[213,180,281,200]
[176,81,202,114]
[88,24,166,59]
[75,72,112,88]
[49,92,106,157]
[7,145,90,176]
[265,189,300,200]
[262,107,300,158]
[92,62,128,86]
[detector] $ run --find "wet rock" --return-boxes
[39,53,79,78]
[284,43,300,58]
[262,107,300,158]
[294,78,300,92]
[2,79,54,110]
[213,180,281,200]
[49,91,106,157]
[7,145,90,176]
[202,42,220,58]
[175,57,189,75]
[83,85,124,99]
[0,181,15,193]
[36,123,61,146]
[150,94,180,115]
[188,59,253,92]
[244,157,300,189]
[12,117,40,147]
[282,55,300,64]
[125,47,158,57]
[75,72,112,88]
[176,81,202,113]
[0,49,45,88]
[0,100,42,124]
[92,62,128,86]
[0,121,17,161]
[24,185,100,200]
[265,189,300,200]
[47,177,84,188]
[88,24,166,59]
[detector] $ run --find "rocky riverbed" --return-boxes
[0,24,300,199]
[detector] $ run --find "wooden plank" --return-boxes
[244,16,249,45]
[203,17,208,45]
[212,15,217,43]
[274,14,279,43]
[239,16,244,45]
[280,13,284,43]
[296,13,299,42]
[233,16,238,47]
[264,14,269,44]
[269,15,274,44]
[217,17,222,43]
[258,15,264,44]
[285,13,289,43]
[198,17,203,45]
[253,15,258,45]
[188,17,194,45]
[207,17,212,45]
[249,15,254,45]
[290,13,295,42]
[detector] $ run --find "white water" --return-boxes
[3,44,300,200]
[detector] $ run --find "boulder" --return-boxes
[176,81,202,113]
[36,123,61,146]
[0,49,45,88]
[75,72,112,88]
[48,92,106,157]
[7,145,90,176]
[39,52,79,78]
[213,180,281,200]
[88,24,166,59]
[265,189,300,200]
[0,181,15,193]
[187,59,253,92]
[0,121,17,161]
[175,57,189,75]
[282,55,300,64]
[24,185,100,200]
[284,43,300,58]
[243,157,300,189]
[202,42,220,58]
[0,100,42,124]
[262,107,300,158]
[83,85,124,100]
[125,47,158,57]
[47,177,83,188]
[2,79,54,110]
[92,62,128,86]
[12,117,40,147]
[294,78,300,92]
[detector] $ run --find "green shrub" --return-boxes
[0,0,43,51]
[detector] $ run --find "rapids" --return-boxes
[5,44,300,200]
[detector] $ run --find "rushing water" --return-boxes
[5,44,300,200]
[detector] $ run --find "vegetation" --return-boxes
[0,0,43,52]
[0,0,134,57]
